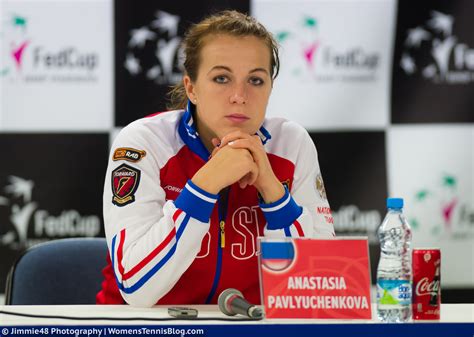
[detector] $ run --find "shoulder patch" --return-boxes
[316,173,327,200]
[113,147,146,163]
[112,164,141,207]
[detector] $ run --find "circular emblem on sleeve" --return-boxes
[316,173,327,200]
[112,164,141,207]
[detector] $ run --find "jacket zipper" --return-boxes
[220,220,225,248]
[205,186,230,303]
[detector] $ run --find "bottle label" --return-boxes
[377,279,412,306]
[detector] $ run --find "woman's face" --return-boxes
[184,34,272,142]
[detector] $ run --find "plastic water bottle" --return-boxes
[376,198,412,322]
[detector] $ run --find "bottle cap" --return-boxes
[387,197,403,209]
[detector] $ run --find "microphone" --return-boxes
[218,288,263,319]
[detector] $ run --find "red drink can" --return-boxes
[412,248,441,320]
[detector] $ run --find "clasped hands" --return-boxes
[191,130,285,203]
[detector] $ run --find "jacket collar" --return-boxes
[178,100,272,162]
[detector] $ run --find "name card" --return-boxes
[258,238,372,319]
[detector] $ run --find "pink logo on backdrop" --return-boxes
[12,41,29,69]
[1,14,30,75]
[273,14,379,80]
[303,41,320,69]
[411,173,473,237]
[275,16,321,72]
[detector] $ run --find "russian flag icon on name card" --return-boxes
[261,241,295,272]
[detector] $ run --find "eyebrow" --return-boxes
[208,65,269,75]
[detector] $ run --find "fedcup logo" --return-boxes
[0,175,101,249]
[2,11,99,82]
[275,15,379,81]
[412,173,457,234]
[410,173,473,238]
[1,14,30,77]
[124,10,184,85]
[275,15,320,76]
[400,10,474,84]
[261,241,296,273]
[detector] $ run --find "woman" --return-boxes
[97,10,335,307]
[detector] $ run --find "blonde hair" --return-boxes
[167,10,280,110]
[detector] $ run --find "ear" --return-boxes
[183,75,196,102]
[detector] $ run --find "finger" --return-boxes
[238,169,251,188]
[253,135,263,146]
[220,130,252,148]
[248,162,259,186]
[239,163,258,188]
[211,137,221,147]
[229,139,263,163]
[230,136,264,149]
[210,146,220,158]
[228,138,254,149]
[238,175,248,189]
[208,138,222,159]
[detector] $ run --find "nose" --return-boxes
[229,83,247,105]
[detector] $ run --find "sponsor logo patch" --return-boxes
[113,147,146,162]
[112,164,141,206]
[316,173,327,200]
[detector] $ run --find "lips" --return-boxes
[225,114,250,123]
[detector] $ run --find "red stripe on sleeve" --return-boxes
[116,209,183,281]
[121,228,176,281]
[117,229,126,276]
[173,209,183,223]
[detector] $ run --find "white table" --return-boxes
[0,304,473,325]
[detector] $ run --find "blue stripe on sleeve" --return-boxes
[260,187,303,230]
[112,215,192,294]
[174,180,218,222]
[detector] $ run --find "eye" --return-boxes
[249,76,264,86]
[213,75,229,84]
